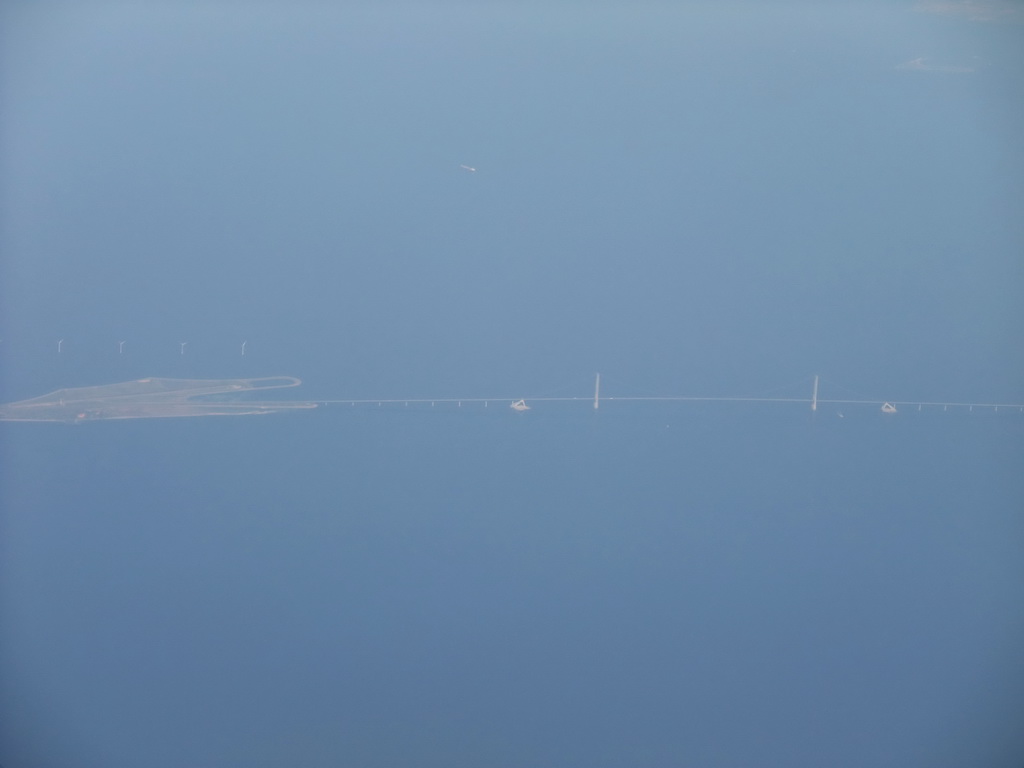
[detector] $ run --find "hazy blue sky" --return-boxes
[1,2,1022,766]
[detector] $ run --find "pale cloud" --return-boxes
[896,56,978,73]
[914,0,1024,22]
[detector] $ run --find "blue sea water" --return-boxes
[2,2,1023,765]
[2,404,1022,766]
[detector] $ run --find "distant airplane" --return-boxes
[459,164,476,173]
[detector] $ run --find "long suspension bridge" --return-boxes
[313,375,1024,415]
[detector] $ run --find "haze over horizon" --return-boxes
[1,3,1022,766]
